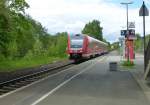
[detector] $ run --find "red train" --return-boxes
[66,34,108,61]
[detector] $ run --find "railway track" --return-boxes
[0,61,74,96]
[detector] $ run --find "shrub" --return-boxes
[122,60,134,67]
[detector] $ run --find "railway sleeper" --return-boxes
[30,76,42,79]
[8,84,21,88]
[0,89,10,93]
[25,79,38,82]
[28,78,39,81]
[19,80,31,83]
[2,86,16,90]
[15,81,30,86]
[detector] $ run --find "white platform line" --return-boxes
[31,57,106,105]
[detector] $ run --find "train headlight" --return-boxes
[79,50,82,53]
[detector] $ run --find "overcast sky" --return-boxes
[25,0,150,43]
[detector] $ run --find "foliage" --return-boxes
[3,0,29,13]
[0,0,12,57]
[134,34,150,53]
[10,0,29,13]
[0,56,65,72]
[82,20,103,41]
[146,34,150,48]
[122,60,134,67]
[134,34,143,53]
[111,42,119,50]
[0,0,68,71]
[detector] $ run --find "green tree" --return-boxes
[146,34,150,48]
[134,34,142,52]
[0,0,12,57]
[8,0,29,13]
[0,0,69,68]
[82,20,103,41]
[47,32,67,57]
[111,42,119,50]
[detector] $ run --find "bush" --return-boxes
[122,60,134,67]
[0,54,5,61]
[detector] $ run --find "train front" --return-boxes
[67,34,84,61]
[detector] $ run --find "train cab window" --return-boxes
[71,40,83,48]
[70,34,84,48]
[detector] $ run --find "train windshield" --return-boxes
[70,34,84,48]
[71,40,83,48]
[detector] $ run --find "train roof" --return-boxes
[82,34,108,46]
[92,36,108,46]
[68,33,108,46]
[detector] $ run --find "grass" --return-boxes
[121,60,135,69]
[0,56,67,72]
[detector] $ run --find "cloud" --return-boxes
[145,0,150,5]
[25,0,150,42]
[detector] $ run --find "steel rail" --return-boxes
[0,61,73,88]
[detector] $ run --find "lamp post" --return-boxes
[121,1,133,61]
[121,2,133,31]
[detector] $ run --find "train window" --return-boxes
[71,40,83,48]
[71,45,82,48]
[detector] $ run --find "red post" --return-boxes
[125,39,134,63]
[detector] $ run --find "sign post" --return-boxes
[121,2,133,62]
[139,1,149,71]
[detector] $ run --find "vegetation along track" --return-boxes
[0,61,74,96]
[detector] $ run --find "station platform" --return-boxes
[0,51,150,105]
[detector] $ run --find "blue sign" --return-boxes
[121,30,127,36]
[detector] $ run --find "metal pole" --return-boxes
[121,2,133,62]
[127,4,129,31]
[126,4,129,61]
[143,1,146,71]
